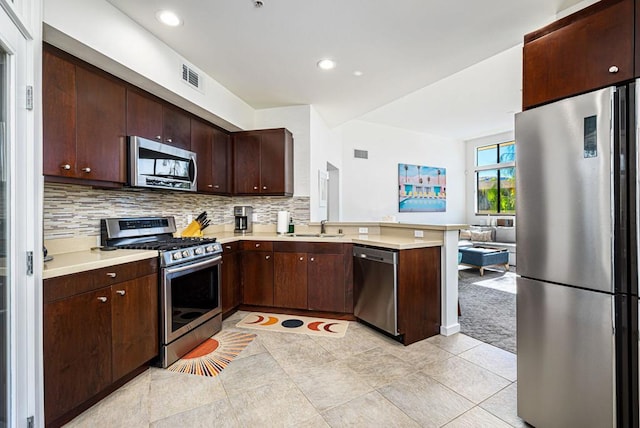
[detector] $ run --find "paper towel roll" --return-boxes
[277,211,290,234]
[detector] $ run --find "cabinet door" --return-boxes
[126,89,163,142]
[44,288,112,423]
[211,128,231,194]
[111,274,158,381]
[523,0,634,109]
[163,106,191,150]
[307,253,345,312]
[221,249,240,315]
[233,133,261,194]
[76,66,127,183]
[242,251,274,306]
[43,48,77,178]
[191,119,214,193]
[260,130,286,194]
[274,252,308,309]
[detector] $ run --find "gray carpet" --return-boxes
[458,267,516,354]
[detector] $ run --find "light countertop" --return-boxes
[43,248,158,280]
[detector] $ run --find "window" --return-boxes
[475,141,515,214]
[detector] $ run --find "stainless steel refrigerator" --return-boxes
[515,82,639,427]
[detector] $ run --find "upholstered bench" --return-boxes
[458,246,509,276]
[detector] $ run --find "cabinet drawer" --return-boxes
[44,258,158,302]
[221,241,239,253]
[274,242,343,254]
[241,241,273,252]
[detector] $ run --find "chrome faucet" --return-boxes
[320,219,327,234]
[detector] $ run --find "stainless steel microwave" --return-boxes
[128,136,197,191]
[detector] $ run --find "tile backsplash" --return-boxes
[44,183,310,240]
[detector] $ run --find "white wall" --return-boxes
[309,106,342,222]
[43,0,254,131]
[340,120,465,223]
[464,130,515,226]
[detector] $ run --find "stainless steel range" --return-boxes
[101,216,223,368]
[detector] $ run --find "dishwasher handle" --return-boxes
[353,246,398,265]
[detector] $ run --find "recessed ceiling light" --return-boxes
[317,59,336,70]
[353,71,363,77]
[156,10,182,27]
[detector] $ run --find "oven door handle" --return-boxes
[165,255,222,275]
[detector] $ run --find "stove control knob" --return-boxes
[173,252,182,260]
[182,250,190,258]
[195,247,204,255]
[206,245,214,253]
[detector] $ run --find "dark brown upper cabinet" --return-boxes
[191,119,231,194]
[232,128,293,196]
[522,0,634,110]
[125,89,191,151]
[43,45,126,185]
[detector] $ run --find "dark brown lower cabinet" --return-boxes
[274,252,308,309]
[242,250,274,306]
[307,253,345,312]
[397,246,441,345]
[44,259,158,426]
[221,242,241,316]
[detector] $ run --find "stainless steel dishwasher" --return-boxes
[353,245,399,336]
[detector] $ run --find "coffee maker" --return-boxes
[234,206,253,234]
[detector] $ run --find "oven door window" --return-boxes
[165,259,221,341]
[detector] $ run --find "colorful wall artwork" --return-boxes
[398,164,446,212]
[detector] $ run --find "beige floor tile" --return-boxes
[148,370,228,422]
[382,337,454,369]
[480,383,527,427]
[231,333,268,360]
[310,323,380,359]
[322,391,420,427]
[64,371,151,428]
[443,406,512,428]
[218,351,288,396]
[290,360,374,412]
[427,333,483,355]
[459,343,517,382]
[268,337,337,372]
[295,414,331,428]
[343,347,417,388]
[378,371,474,427]
[227,378,319,427]
[421,356,511,404]
[150,398,241,428]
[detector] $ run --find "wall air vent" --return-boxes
[354,149,368,159]
[181,63,204,93]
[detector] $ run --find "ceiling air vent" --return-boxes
[181,63,204,93]
[354,149,368,159]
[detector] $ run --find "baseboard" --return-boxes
[440,323,461,336]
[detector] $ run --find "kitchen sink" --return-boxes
[284,233,344,238]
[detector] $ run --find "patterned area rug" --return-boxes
[458,268,516,354]
[167,331,255,377]
[236,312,348,338]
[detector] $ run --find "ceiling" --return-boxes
[106,0,588,139]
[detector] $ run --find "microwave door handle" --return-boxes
[189,155,197,188]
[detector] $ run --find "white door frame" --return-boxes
[0,0,42,426]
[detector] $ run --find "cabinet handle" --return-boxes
[310,257,315,262]
[265,255,270,260]
[262,186,267,190]
[81,167,91,173]
[106,272,117,278]
[299,257,304,261]
[214,185,220,189]
[609,65,619,74]
[97,297,108,303]
[116,290,126,296]
[255,243,260,248]
[253,186,258,190]
[156,135,162,141]
[225,245,232,249]
[60,164,71,170]
[207,184,213,188]
[166,138,173,143]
